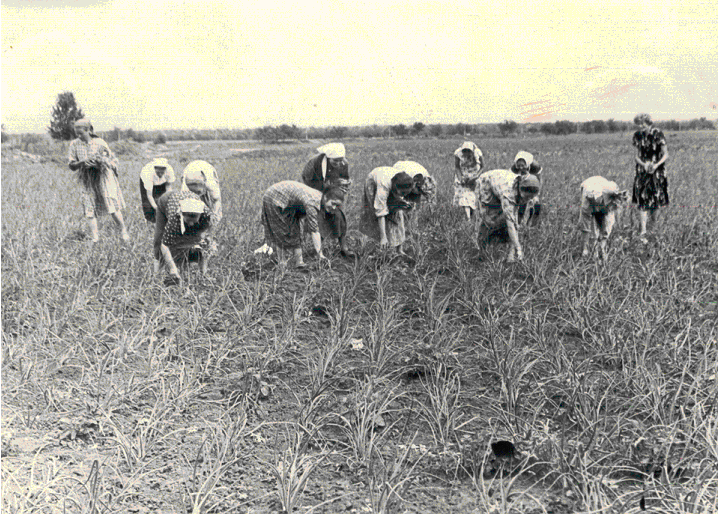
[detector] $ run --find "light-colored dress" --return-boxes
[579,176,620,241]
[68,137,125,218]
[477,169,522,233]
[452,144,484,209]
[359,167,408,247]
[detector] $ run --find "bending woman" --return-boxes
[67,118,129,243]
[153,190,214,279]
[477,169,541,263]
[392,160,437,231]
[359,167,415,254]
[301,142,354,257]
[181,160,222,226]
[140,158,175,222]
[261,181,345,268]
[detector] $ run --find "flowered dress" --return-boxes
[632,127,669,210]
[153,191,213,264]
[453,149,484,209]
[68,137,125,218]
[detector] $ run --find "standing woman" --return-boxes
[453,141,484,220]
[181,160,222,226]
[359,167,415,254]
[301,143,354,257]
[153,190,213,279]
[392,160,437,231]
[67,118,129,243]
[261,181,345,268]
[140,158,175,222]
[631,113,669,242]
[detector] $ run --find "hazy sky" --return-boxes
[2,0,717,133]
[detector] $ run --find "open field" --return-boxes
[2,132,717,513]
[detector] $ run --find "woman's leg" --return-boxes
[111,211,130,241]
[292,247,304,266]
[638,210,649,240]
[88,217,100,242]
[464,206,472,221]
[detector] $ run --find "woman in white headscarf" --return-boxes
[301,142,354,257]
[180,160,222,226]
[392,160,437,232]
[578,176,629,260]
[510,151,543,226]
[68,118,129,242]
[153,189,214,279]
[139,157,175,222]
[453,141,484,220]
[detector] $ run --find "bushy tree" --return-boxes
[411,122,425,136]
[428,124,443,137]
[1,124,8,143]
[328,126,347,139]
[48,91,84,140]
[391,124,409,137]
[498,119,518,137]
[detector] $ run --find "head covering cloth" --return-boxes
[514,151,534,168]
[153,157,170,169]
[454,141,483,163]
[178,197,206,233]
[317,142,346,159]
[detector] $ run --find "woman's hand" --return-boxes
[379,236,389,248]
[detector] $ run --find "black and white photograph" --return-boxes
[2,1,717,512]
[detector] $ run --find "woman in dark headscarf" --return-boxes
[67,118,129,242]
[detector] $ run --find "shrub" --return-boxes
[154,132,168,145]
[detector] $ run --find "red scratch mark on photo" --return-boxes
[585,66,601,71]
[519,95,565,122]
[593,79,636,108]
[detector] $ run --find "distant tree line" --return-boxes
[7,90,718,145]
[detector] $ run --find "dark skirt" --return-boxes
[632,166,669,211]
[324,208,347,239]
[262,201,304,250]
[140,180,170,222]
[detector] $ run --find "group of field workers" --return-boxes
[68,113,669,279]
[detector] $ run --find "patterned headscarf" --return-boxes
[454,141,483,164]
